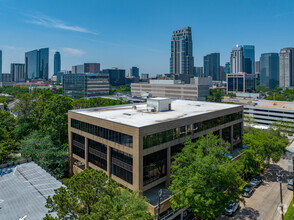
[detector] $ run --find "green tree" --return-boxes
[20,131,67,177]
[44,169,152,220]
[243,128,288,164]
[169,134,244,219]
[205,89,225,103]
[41,95,73,145]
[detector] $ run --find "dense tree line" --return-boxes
[0,86,129,178]
[257,85,294,101]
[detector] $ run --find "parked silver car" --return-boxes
[224,201,240,216]
[288,179,293,190]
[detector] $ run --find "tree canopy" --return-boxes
[169,134,244,219]
[44,169,152,220]
[205,89,225,103]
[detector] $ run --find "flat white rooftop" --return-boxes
[71,100,241,128]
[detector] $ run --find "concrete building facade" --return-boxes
[279,48,294,89]
[11,63,25,83]
[68,99,243,217]
[227,72,256,93]
[131,77,212,101]
[230,45,244,74]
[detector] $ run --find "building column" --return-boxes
[107,146,111,178]
[85,137,88,169]
[230,125,234,152]
[219,129,222,139]
[165,147,171,188]
[68,131,73,176]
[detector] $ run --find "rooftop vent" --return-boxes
[132,106,137,110]
[147,98,172,112]
[123,113,131,116]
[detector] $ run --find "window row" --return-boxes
[143,112,242,149]
[111,148,133,184]
[71,119,133,148]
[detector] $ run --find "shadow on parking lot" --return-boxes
[218,207,260,220]
[262,164,292,183]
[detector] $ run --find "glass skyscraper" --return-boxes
[25,48,49,80]
[203,52,220,80]
[243,45,255,74]
[170,27,194,79]
[260,53,279,89]
[54,51,61,75]
[130,66,139,78]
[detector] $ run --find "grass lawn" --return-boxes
[285,199,294,220]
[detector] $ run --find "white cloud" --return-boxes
[62,48,85,56]
[24,14,97,35]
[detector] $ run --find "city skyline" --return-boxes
[1,0,294,77]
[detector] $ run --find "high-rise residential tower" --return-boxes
[11,64,25,82]
[230,45,244,73]
[243,45,255,74]
[25,48,49,80]
[203,52,220,80]
[130,66,139,78]
[279,48,294,89]
[170,27,194,81]
[54,52,61,75]
[260,53,279,89]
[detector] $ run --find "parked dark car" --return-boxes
[249,176,262,188]
[288,179,293,190]
[224,201,240,216]
[242,183,255,197]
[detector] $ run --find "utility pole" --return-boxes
[157,189,162,220]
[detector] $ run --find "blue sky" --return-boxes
[0,0,294,77]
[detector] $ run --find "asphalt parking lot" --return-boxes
[218,154,293,220]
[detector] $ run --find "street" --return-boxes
[219,152,294,220]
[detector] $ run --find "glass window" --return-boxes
[72,133,85,158]
[111,148,133,184]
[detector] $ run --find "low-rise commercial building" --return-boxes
[227,72,256,93]
[63,73,109,99]
[131,77,212,101]
[223,97,294,129]
[68,98,243,218]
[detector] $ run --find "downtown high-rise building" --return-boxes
[223,62,230,81]
[243,45,255,74]
[279,48,294,89]
[54,52,61,75]
[170,26,194,81]
[25,48,49,80]
[203,52,220,80]
[130,66,139,78]
[260,53,279,89]
[11,63,25,83]
[230,45,244,73]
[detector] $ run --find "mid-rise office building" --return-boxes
[130,67,139,78]
[227,72,256,93]
[0,73,13,87]
[68,98,243,217]
[204,53,220,80]
[170,27,194,82]
[25,48,49,80]
[63,73,109,99]
[131,77,212,101]
[11,64,25,83]
[260,53,279,89]
[255,61,260,74]
[279,48,294,89]
[54,52,61,75]
[230,45,244,74]
[194,66,203,77]
[72,63,100,74]
[102,68,125,86]
[224,62,231,81]
[243,45,255,74]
